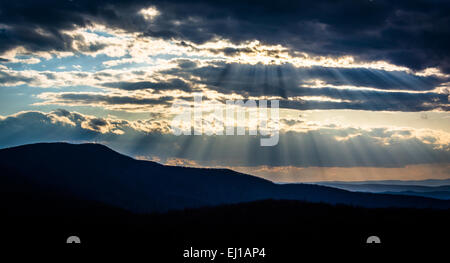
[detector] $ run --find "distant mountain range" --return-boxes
[313,181,450,200]
[313,178,450,187]
[1,142,449,213]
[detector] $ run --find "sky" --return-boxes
[0,0,449,182]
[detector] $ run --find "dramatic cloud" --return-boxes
[2,57,449,113]
[1,110,449,169]
[165,61,448,92]
[1,0,450,72]
[36,92,176,112]
[0,0,449,181]
[0,71,33,85]
[102,78,193,92]
[161,62,450,111]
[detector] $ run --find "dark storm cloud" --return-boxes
[161,62,449,111]
[282,98,449,112]
[55,93,174,105]
[281,87,449,112]
[88,118,108,128]
[165,62,446,92]
[0,110,449,167]
[0,111,99,147]
[0,71,33,84]
[102,78,194,92]
[1,0,450,72]
[175,59,198,69]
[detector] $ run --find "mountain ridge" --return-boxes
[1,142,449,213]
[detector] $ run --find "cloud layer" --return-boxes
[1,110,448,168]
[1,0,450,72]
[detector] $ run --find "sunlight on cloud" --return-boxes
[139,6,160,21]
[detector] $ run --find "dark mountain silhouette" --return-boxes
[315,183,450,193]
[312,182,450,199]
[313,178,450,187]
[1,142,450,213]
[381,191,450,200]
[312,182,450,200]
[2,198,450,250]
